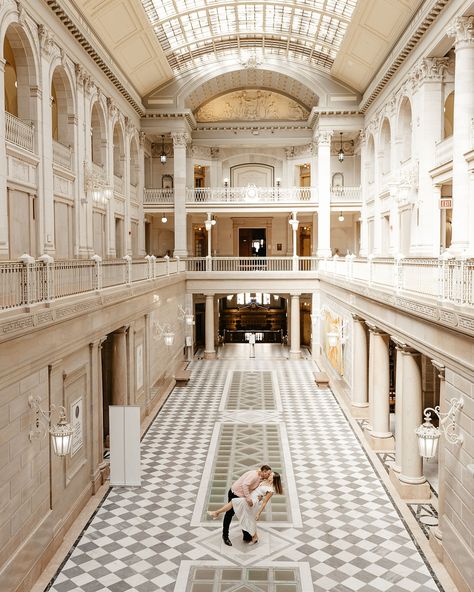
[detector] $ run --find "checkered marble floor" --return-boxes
[45,347,444,592]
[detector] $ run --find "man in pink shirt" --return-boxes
[223,465,272,546]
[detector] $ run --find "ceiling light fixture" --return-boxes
[338,132,345,163]
[160,135,167,165]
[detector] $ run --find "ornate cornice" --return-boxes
[46,0,144,116]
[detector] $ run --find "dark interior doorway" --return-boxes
[239,228,266,257]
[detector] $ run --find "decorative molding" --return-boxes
[315,130,333,146]
[171,132,190,148]
[411,57,449,87]
[38,24,55,56]
[447,16,474,47]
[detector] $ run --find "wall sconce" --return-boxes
[29,395,73,457]
[178,304,194,326]
[338,211,345,222]
[338,132,345,162]
[153,321,175,346]
[416,398,464,459]
[223,177,229,187]
[161,214,168,223]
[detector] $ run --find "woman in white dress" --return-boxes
[208,472,283,544]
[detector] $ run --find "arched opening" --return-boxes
[130,137,139,188]
[367,135,375,184]
[90,101,106,167]
[398,97,412,162]
[380,118,391,176]
[443,91,454,138]
[51,66,74,147]
[113,122,124,179]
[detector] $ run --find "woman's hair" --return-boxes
[272,472,283,495]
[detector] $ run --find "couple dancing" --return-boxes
[208,465,283,546]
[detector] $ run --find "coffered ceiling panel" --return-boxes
[79,0,172,95]
[331,0,424,92]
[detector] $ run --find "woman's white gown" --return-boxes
[232,484,274,536]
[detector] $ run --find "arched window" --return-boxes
[443,92,454,138]
[130,137,139,187]
[91,101,106,167]
[380,118,391,175]
[113,122,124,178]
[398,97,412,162]
[51,66,74,149]
[367,135,375,184]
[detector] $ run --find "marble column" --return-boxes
[90,337,106,490]
[172,131,190,257]
[0,59,9,257]
[391,342,404,473]
[204,294,216,359]
[365,325,394,450]
[111,326,128,405]
[448,16,474,254]
[351,315,369,418]
[390,346,430,499]
[430,361,446,554]
[311,290,320,360]
[289,293,301,359]
[316,130,333,257]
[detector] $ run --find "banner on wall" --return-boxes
[322,309,344,376]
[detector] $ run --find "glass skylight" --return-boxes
[141,0,358,73]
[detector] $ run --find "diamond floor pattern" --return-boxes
[45,349,444,592]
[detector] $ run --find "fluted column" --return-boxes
[111,326,128,405]
[365,325,394,450]
[390,345,430,499]
[289,293,301,359]
[316,130,333,257]
[204,294,216,359]
[448,16,474,254]
[172,131,190,257]
[351,315,369,418]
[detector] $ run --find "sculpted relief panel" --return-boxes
[195,89,310,122]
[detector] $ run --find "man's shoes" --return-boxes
[223,537,232,546]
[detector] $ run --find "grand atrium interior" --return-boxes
[0,0,473,591]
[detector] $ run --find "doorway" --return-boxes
[298,225,311,256]
[239,228,266,257]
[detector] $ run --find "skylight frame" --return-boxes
[141,0,358,73]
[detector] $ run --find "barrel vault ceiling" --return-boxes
[78,0,423,99]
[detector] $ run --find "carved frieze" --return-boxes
[195,89,309,122]
[38,24,55,56]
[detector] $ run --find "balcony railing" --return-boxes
[5,112,34,152]
[318,256,474,307]
[52,140,73,169]
[434,135,453,167]
[2,255,472,314]
[330,186,362,202]
[0,256,184,311]
[186,186,316,203]
[144,188,174,204]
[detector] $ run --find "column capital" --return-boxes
[366,322,386,335]
[411,57,450,87]
[351,313,365,323]
[431,359,446,380]
[289,292,301,298]
[113,325,129,335]
[171,131,191,148]
[315,130,333,146]
[391,337,419,354]
[447,16,474,48]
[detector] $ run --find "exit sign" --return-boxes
[440,198,452,209]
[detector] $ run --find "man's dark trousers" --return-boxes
[222,489,252,541]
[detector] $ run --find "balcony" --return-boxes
[144,188,174,205]
[434,136,453,167]
[329,186,362,204]
[52,140,73,170]
[186,186,316,204]
[5,112,35,153]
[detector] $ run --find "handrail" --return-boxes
[5,112,35,152]
[144,188,174,204]
[186,186,317,203]
[1,255,472,312]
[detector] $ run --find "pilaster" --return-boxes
[172,131,190,257]
[316,130,333,257]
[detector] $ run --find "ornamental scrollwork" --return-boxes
[447,16,474,47]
